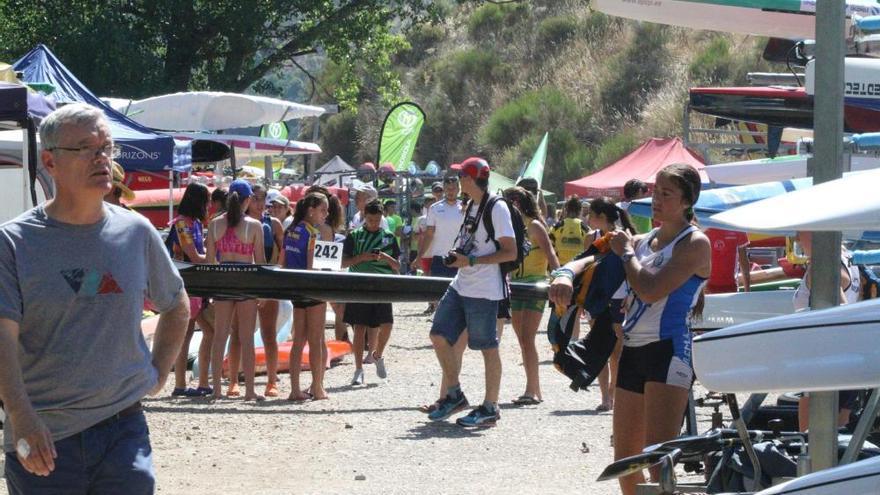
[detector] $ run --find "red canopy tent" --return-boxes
[564,138,707,199]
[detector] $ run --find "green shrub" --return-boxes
[482,88,591,150]
[396,24,446,66]
[600,23,670,118]
[689,36,732,84]
[537,16,577,48]
[467,2,529,40]
[593,132,639,170]
[434,49,508,102]
[581,11,613,39]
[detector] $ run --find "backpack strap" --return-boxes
[482,195,502,246]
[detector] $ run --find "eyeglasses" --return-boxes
[47,143,121,159]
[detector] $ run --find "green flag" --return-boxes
[518,132,548,189]
[260,122,289,140]
[377,102,426,171]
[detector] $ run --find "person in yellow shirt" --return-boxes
[504,187,559,405]
[550,195,591,265]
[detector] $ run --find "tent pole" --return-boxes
[168,170,174,225]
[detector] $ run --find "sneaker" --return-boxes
[428,393,469,422]
[374,356,387,379]
[456,405,500,427]
[351,369,365,385]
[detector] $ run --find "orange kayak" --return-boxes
[223,339,352,374]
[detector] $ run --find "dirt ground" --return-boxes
[1,302,724,495]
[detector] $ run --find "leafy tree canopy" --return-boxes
[0,0,439,108]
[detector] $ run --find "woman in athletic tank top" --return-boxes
[547,168,709,495]
[307,185,350,343]
[279,193,330,401]
[607,165,711,495]
[503,187,559,405]
[791,230,862,431]
[205,180,266,401]
[587,196,638,413]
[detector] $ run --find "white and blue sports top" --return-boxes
[792,252,860,312]
[622,225,707,352]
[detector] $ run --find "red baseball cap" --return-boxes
[459,157,490,180]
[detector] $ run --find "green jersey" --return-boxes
[343,227,401,274]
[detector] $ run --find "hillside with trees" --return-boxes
[313,0,783,194]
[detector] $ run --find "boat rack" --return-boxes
[682,103,799,163]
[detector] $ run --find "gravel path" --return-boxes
[1,302,725,494]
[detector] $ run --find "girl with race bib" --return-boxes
[280,193,330,401]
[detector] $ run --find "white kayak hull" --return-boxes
[693,298,880,393]
[706,154,880,186]
[592,0,879,39]
[757,456,880,494]
[692,289,796,331]
[710,167,880,235]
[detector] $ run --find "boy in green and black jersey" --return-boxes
[342,199,401,384]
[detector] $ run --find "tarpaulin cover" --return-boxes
[13,45,181,172]
[0,82,55,123]
[564,137,707,199]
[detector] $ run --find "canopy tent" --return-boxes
[313,155,355,187]
[106,91,325,132]
[564,137,707,199]
[12,45,183,172]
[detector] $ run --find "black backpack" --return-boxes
[481,195,531,275]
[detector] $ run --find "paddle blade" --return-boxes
[597,451,667,481]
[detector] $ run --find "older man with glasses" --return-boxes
[0,103,189,494]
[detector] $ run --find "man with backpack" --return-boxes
[427,157,517,427]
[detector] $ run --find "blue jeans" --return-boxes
[5,411,155,495]
[430,287,499,350]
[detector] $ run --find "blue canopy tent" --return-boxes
[12,45,188,173]
[0,81,56,216]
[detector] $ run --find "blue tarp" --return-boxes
[12,45,187,172]
[0,82,55,123]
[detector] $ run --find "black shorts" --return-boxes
[292,299,324,309]
[609,298,625,324]
[343,303,393,328]
[617,339,694,394]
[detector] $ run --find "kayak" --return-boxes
[705,154,880,186]
[592,0,880,39]
[693,298,880,393]
[223,340,352,374]
[175,262,549,303]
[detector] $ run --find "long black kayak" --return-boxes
[176,262,549,303]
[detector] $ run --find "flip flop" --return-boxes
[512,395,542,406]
[288,392,313,402]
[596,403,612,412]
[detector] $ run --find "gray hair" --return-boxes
[39,103,109,150]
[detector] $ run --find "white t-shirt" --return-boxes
[350,211,389,231]
[450,198,515,301]
[425,199,464,257]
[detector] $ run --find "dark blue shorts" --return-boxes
[430,256,458,278]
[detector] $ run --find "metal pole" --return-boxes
[808,0,846,473]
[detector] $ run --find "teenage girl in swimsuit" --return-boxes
[205,179,266,401]
[306,185,349,343]
[280,193,330,401]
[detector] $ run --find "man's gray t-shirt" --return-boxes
[0,204,183,452]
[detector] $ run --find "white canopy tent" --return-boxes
[313,155,354,187]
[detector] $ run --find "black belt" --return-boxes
[93,401,142,428]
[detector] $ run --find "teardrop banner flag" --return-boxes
[377,102,426,171]
[518,132,548,189]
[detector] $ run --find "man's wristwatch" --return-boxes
[621,251,636,263]
[468,255,476,267]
